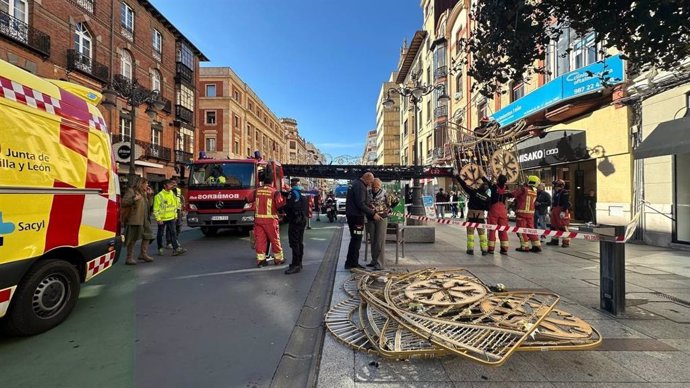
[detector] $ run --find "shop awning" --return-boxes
[634,116,690,159]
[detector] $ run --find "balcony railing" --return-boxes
[143,143,171,161]
[434,66,448,80]
[0,11,50,57]
[111,133,131,144]
[121,25,133,42]
[160,98,172,114]
[67,49,109,83]
[175,150,193,164]
[175,104,194,124]
[434,105,448,119]
[175,61,193,85]
[69,0,93,13]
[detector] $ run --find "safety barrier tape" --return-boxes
[392,212,628,243]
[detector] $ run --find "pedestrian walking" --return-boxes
[154,179,187,256]
[455,174,491,255]
[121,176,155,265]
[484,174,511,254]
[534,183,551,240]
[366,178,391,271]
[458,192,466,219]
[511,175,542,252]
[166,176,184,249]
[285,178,309,275]
[345,172,381,270]
[547,179,572,247]
[253,175,286,267]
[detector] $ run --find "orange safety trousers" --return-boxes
[254,219,283,261]
[487,202,509,251]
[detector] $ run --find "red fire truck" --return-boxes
[185,158,284,236]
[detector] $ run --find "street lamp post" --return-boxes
[382,72,449,224]
[102,75,166,187]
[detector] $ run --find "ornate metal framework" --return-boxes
[325,268,602,366]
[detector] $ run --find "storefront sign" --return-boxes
[516,131,589,169]
[492,55,625,128]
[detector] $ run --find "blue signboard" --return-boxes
[491,54,625,128]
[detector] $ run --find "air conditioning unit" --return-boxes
[453,92,463,100]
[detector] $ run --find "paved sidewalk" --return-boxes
[318,221,690,387]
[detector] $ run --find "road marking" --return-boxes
[78,285,105,298]
[172,262,315,280]
[310,237,327,241]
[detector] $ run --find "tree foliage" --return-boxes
[460,0,690,97]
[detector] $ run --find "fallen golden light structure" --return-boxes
[325,268,601,366]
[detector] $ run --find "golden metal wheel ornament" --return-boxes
[459,163,486,189]
[490,149,520,183]
[325,268,602,366]
[403,275,487,307]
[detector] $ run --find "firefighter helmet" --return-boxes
[527,175,540,186]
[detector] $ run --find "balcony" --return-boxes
[143,143,171,161]
[175,61,193,85]
[0,11,50,57]
[69,0,94,13]
[434,66,448,81]
[120,25,133,42]
[175,150,193,164]
[434,105,448,119]
[175,104,194,124]
[111,133,131,144]
[162,98,172,114]
[67,49,109,83]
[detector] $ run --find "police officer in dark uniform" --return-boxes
[285,178,309,274]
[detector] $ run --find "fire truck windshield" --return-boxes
[188,162,255,189]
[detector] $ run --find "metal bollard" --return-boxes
[598,225,627,315]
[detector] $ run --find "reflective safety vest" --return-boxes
[207,175,226,184]
[512,185,537,215]
[255,185,284,221]
[153,189,180,222]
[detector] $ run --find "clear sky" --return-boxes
[150,0,422,160]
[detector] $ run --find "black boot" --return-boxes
[285,265,302,274]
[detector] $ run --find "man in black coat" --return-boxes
[284,178,309,274]
[345,172,380,270]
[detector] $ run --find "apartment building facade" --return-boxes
[0,0,207,187]
[282,117,306,164]
[198,67,285,162]
[376,75,401,165]
[362,130,377,165]
[445,0,634,226]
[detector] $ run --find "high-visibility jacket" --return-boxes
[254,185,285,223]
[207,175,226,184]
[511,185,537,215]
[153,189,180,222]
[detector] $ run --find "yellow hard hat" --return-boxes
[527,175,540,186]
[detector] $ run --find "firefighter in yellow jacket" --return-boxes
[154,179,187,256]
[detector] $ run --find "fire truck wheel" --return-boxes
[3,259,80,336]
[200,227,218,237]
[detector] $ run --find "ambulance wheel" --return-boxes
[200,227,218,237]
[3,260,80,336]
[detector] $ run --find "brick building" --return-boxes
[0,0,207,187]
[198,67,285,162]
